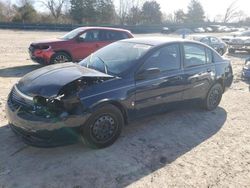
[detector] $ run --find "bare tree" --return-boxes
[118,0,129,24]
[223,0,241,23]
[0,0,15,21]
[174,9,186,23]
[236,10,247,22]
[118,0,145,25]
[41,0,67,20]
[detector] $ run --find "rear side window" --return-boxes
[184,44,206,67]
[99,31,129,41]
[142,44,181,72]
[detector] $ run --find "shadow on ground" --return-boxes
[0,105,227,188]
[0,64,42,78]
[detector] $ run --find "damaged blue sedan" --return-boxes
[6,38,233,148]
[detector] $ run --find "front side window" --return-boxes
[79,30,100,42]
[60,28,83,40]
[142,44,181,72]
[184,44,206,68]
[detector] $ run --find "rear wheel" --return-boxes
[203,83,223,111]
[50,52,71,64]
[81,104,124,149]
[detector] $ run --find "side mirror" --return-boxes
[136,68,160,80]
[76,37,85,42]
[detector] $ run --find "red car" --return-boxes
[29,27,134,64]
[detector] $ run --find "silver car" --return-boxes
[191,35,227,55]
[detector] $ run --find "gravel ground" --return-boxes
[0,29,249,188]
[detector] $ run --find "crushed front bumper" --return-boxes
[29,46,54,65]
[6,99,90,147]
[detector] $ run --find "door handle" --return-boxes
[164,76,182,82]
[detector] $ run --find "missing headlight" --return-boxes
[33,96,64,117]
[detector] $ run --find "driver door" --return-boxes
[72,30,101,61]
[134,43,185,116]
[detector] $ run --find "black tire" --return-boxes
[81,104,124,149]
[50,52,71,64]
[203,83,223,111]
[228,48,235,54]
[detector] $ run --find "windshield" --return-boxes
[59,28,83,40]
[79,41,152,75]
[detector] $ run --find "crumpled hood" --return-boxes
[31,38,66,46]
[17,63,113,97]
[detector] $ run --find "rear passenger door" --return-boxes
[182,43,216,100]
[135,44,185,115]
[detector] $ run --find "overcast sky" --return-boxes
[113,0,250,20]
[156,0,250,19]
[10,0,250,20]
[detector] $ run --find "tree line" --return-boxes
[0,0,250,25]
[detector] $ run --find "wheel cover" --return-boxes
[54,55,69,63]
[208,88,220,108]
[90,115,117,142]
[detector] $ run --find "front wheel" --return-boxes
[50,52,71,64]
[81,104,124,149]
[203,83,223,111]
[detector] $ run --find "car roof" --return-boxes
[121,37,201,46]
[76,27,131,33]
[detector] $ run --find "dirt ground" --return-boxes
[0,29,250,188]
